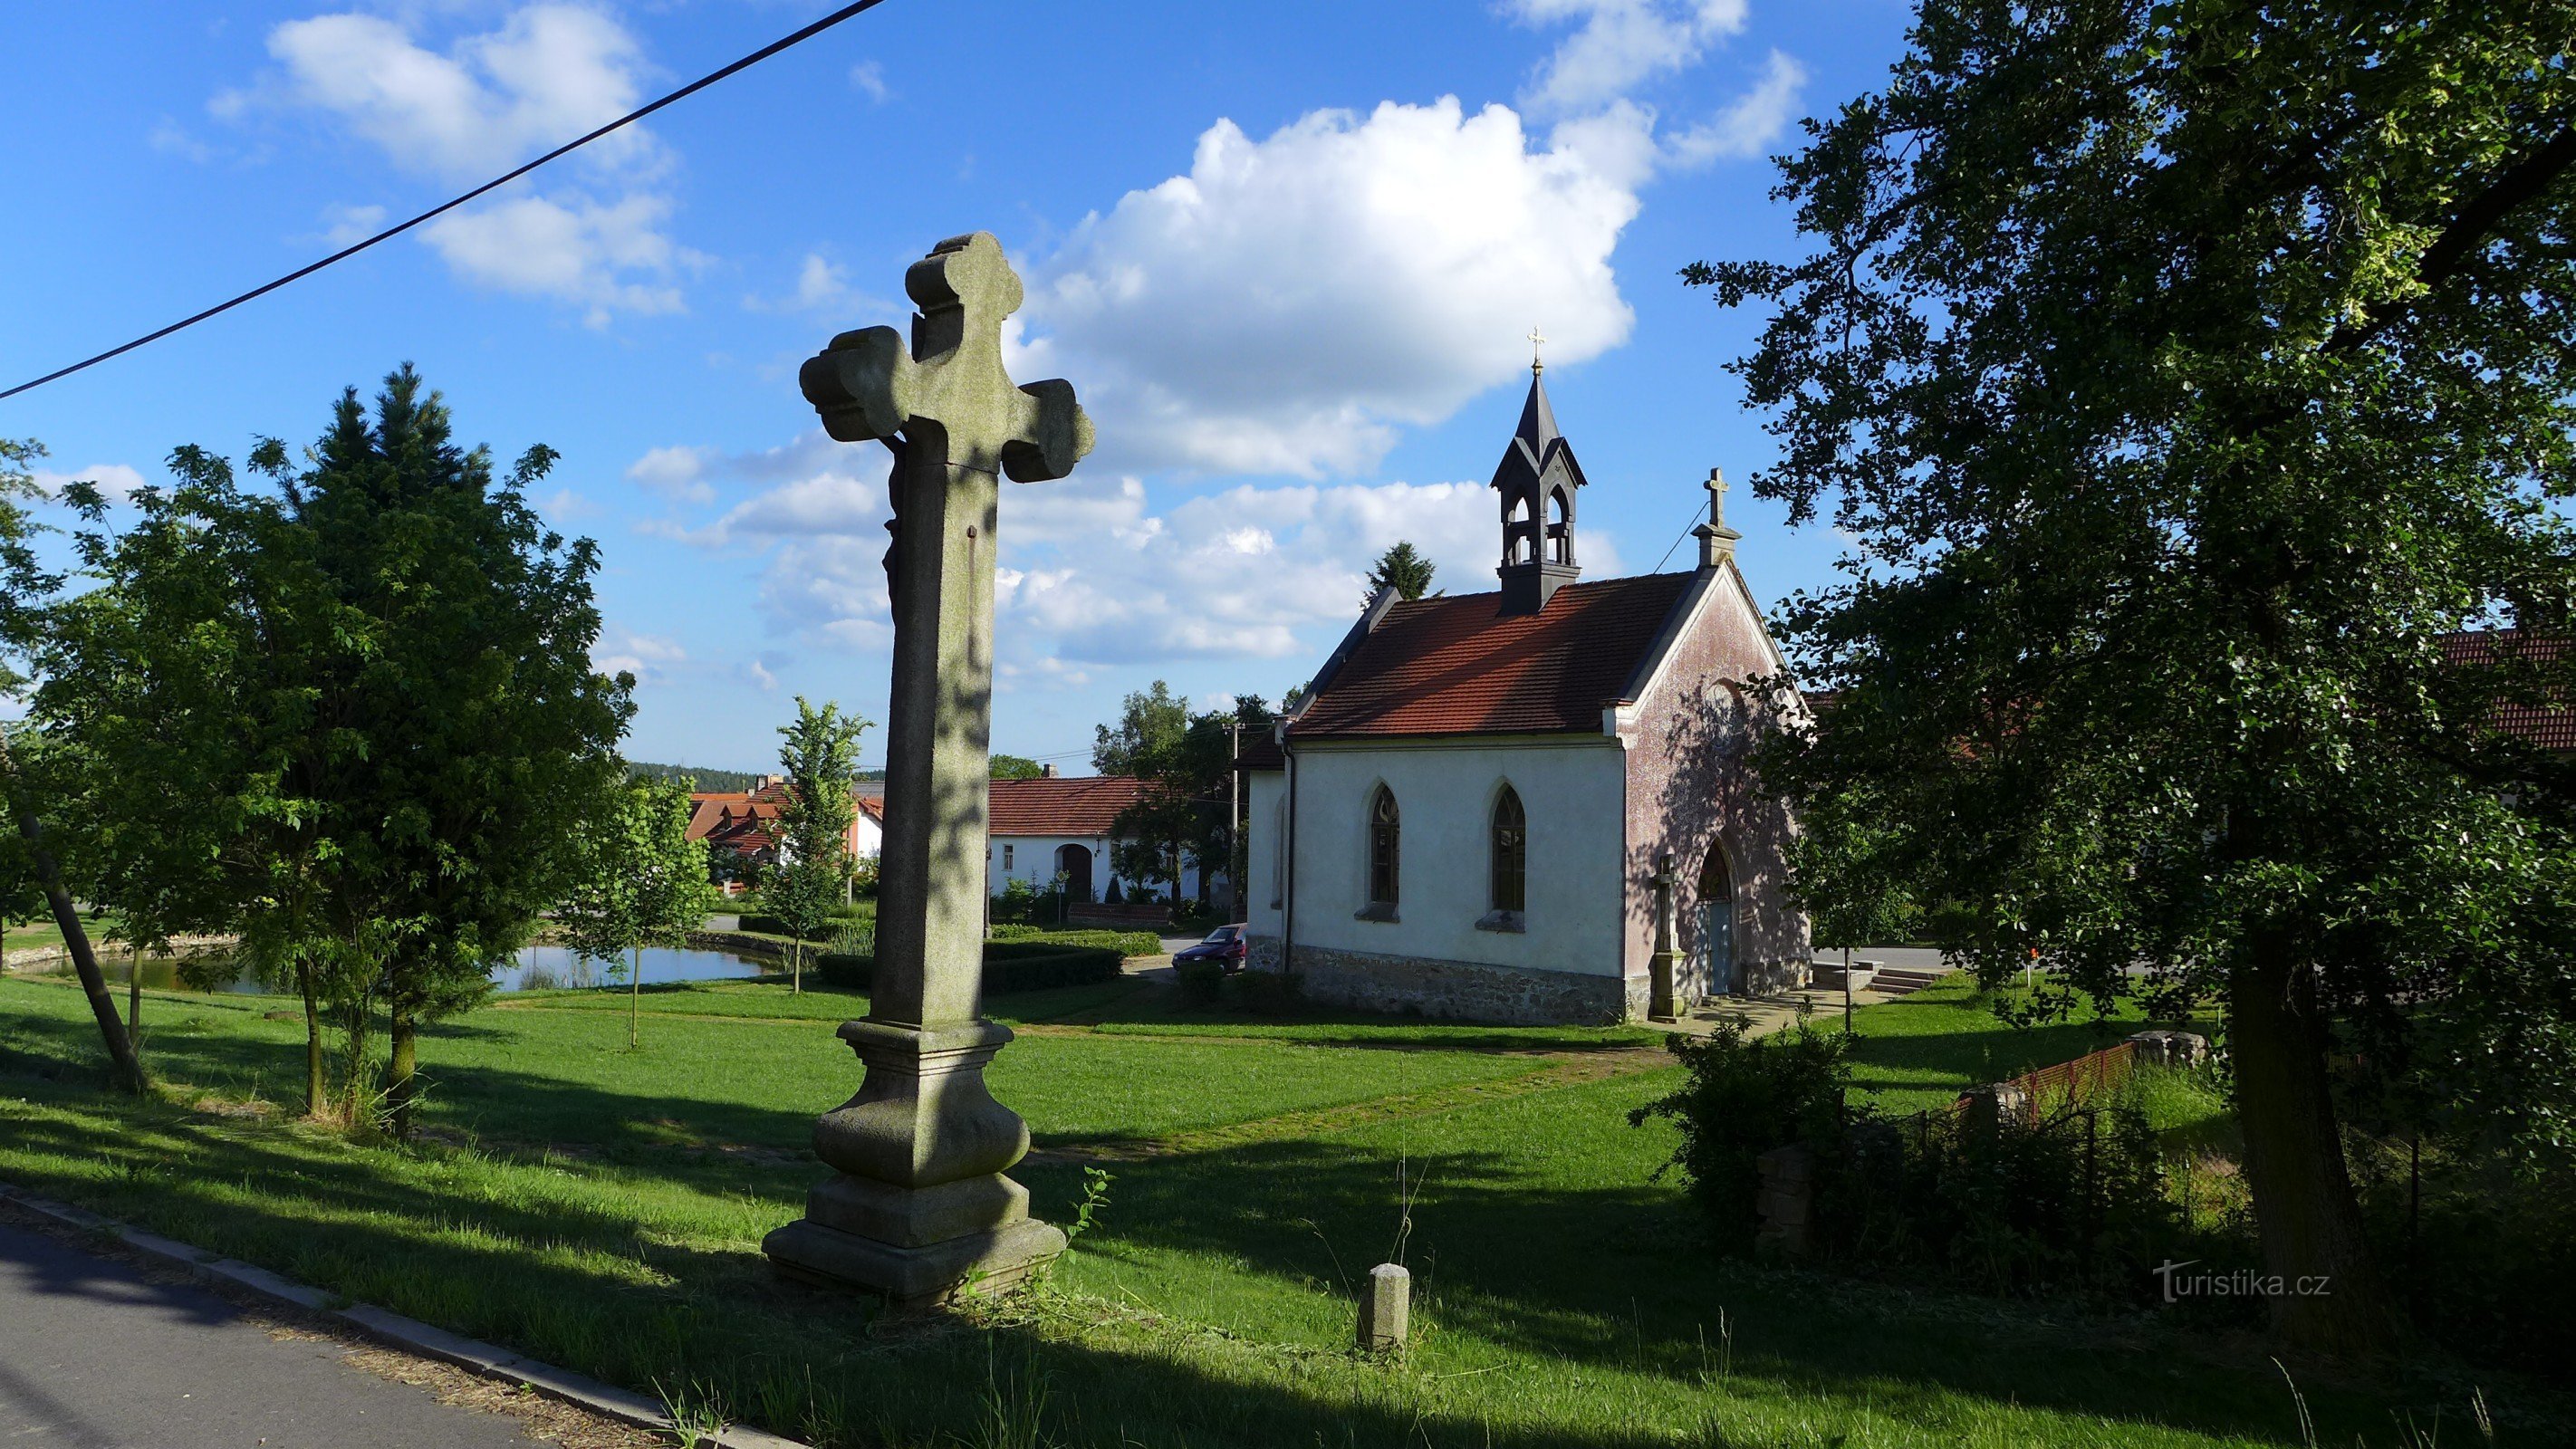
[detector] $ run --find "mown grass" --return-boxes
[0,973,2544,1448]
[1838,976,2207,1115]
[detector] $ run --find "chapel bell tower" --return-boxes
[1491,337,1586,615]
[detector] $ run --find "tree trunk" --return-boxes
[2,756,142,1093]
[299,965,324,1118]
[2229,950,2397,1355]
[339,995,372,1131]
[385,1005,417,1140]
[629,945,640,1051]
[126,945,141,1044]
[792,939,803,996]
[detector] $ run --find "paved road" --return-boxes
[0,1217,546,1449]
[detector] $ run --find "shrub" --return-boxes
[985,925,1160,958]
[1233,969,1305,1016]
[815,942,1124,994]
[1631,1018,1853,1242]
[1175,956,1225,1005]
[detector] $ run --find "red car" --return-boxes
[1173,924,1249,973]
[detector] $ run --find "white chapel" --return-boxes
[1239,365,1812,1025]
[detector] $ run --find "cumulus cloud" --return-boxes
[1012,99,1639,479]
[31,464,149,504]
[421,191,700,326]
[1511,0,1749,114]
[226,5,693,322]
[236,5,656,182]
[1667,50,1808,163]
[653,433,1623,668]
[625,444,716,503]
[743,253,897,319]
[595,629,687,684]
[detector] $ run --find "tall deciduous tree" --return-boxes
[40,442,353,1110]
[0,439,139,1094]
[1714,0,2576,1354]
[767,696,869,992]
[558,773,717,1048]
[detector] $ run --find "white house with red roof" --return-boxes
[687,777,884,892]
[1240,365,1810,1024]
[982,771,1207,903]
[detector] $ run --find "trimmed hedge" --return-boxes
[985,924,1162,958]
[815,941,1122,994]
[736,905,873,938]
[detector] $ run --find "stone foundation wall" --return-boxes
[1244,936,1638,1025]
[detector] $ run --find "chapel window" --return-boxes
[1368,785,1400,907]
[1003,844,1014,871]
[1490,787,1526,913]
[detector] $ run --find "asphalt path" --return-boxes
[0,1216,544,1449]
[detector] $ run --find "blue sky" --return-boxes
[0,0,1911,774]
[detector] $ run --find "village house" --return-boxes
[686,776,884,892]
[984,769,1211,904]
[1240,364,1812,1025]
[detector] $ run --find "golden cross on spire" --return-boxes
[1528,325,1546,377]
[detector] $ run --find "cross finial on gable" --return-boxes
[1695,465,1742,569]
[1528,325,1546,377]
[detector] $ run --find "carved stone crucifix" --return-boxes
[763,232,1092,1303]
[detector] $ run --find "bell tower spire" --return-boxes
[1490,353,1585,615]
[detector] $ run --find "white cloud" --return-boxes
[320,202,387,247]
[1511,0,1749,114]
[596,629,687,684]
[743,252,897,319]
[1012,98,1639,479]
[242,5,655,183]
[421,190,702,327]
[227,5,692,322]
[1667,50,1808,163]
[625,444,716,503]
[848,61,891,104]
[31,464,149,504]
[655,441,1624,667]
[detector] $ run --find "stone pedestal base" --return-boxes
[1648,948,1684,1022]
[764,1214,1066,1306]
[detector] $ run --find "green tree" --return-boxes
[1095,683,1194,907]
[38,442,356,1109]
[764,852,841,995]
[1709,0,2576,1354]
[1364,541,1436,605]
[558,774,718,1048]
[775,696,870,907]
[288,368,629,1136]
[989,753,1045,780]
[0,439,139,1094]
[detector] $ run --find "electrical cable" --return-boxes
[0,0,892,404]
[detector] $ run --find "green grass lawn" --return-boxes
[1838,976,2207,1114]
[0,972,2544,1448]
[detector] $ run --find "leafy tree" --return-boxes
[286,368,630,1135]
[775,696,870,906]
[1092,681,1189,777]
[0,439,139,1093]
[764,852,841,995]
[38,443,352,1108]
[989,753,1045,780]
[1364,541,1436,605]
[1710,0,2576,1354]
[558,774,717,1048]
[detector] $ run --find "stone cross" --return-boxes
[1648,852,1684,1022]
[764,232,1091,1305]
[1527,324,1546,376]
[1695,466,1741,568]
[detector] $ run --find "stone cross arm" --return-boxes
[800,232,1094,483]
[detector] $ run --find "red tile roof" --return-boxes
[986,776,1149,836]
[1288,573,1697,739]
[2438,629,2576,753]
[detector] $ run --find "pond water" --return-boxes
[31,945,777,996]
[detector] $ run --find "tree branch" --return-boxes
[2332,122,2576,353]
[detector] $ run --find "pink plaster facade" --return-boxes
[1618,562,1811,1000]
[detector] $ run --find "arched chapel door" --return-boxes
[1697,844,1735,999]
[1057,843,1094,904]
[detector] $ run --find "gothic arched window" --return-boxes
[1368,785,1400,907]
[1490,786,1526,913]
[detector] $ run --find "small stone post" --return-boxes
[762,234,1093,1305]
[1359,1262,1411,1351]
[1648,853,1683,1022]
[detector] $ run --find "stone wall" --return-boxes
[1244,936,1640,1025]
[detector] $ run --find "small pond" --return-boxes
[28,944,777,996]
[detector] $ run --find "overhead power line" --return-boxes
[0,0,892,405]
